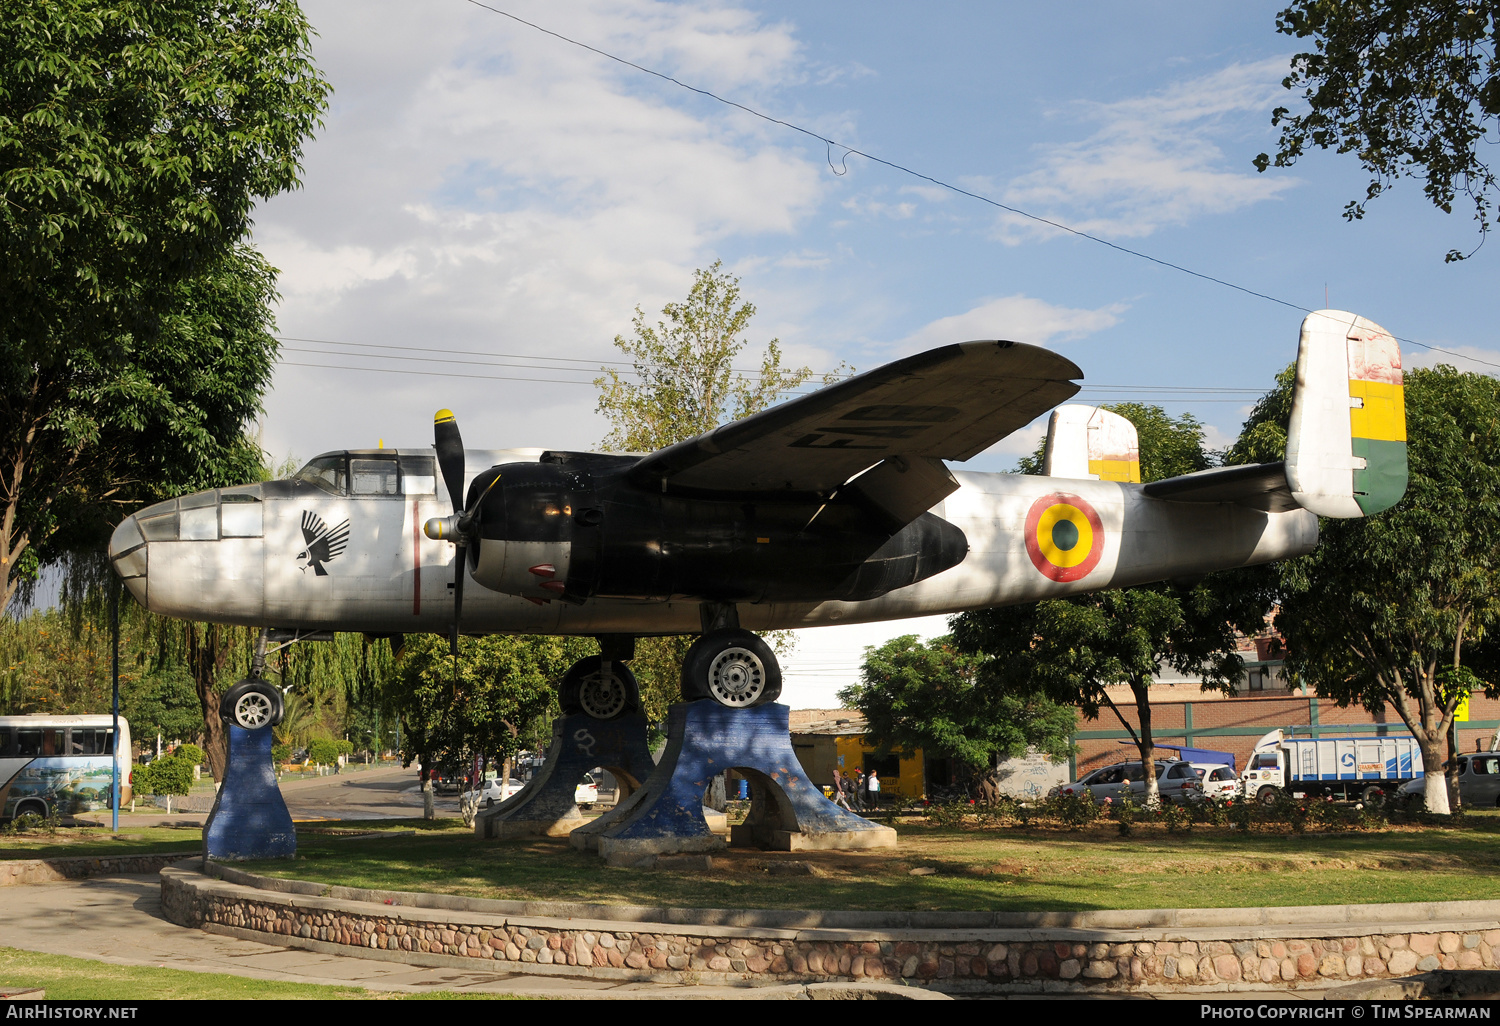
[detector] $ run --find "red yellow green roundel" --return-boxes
[1024,493,1104,582]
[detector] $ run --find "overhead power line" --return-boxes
[457,0,1500,374]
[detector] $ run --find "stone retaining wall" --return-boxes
[2,851,199,886]
[160,862,1500,993]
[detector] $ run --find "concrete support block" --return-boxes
[587,701,897,858]
[476,711,655,840]
[204,725,295,861]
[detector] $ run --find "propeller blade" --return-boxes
[451,542,466,657]
[434,409,466,514]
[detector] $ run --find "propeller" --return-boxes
[425,409,500,658]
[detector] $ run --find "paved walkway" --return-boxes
[0,873,934,999]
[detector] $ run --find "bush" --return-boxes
[307,737,340,767]
[136,755,193,798]
[174,743,206,768]
[272,743,291,764]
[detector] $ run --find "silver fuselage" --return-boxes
[110,448,1317,634]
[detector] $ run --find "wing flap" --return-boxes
[1142,462,1299,513]
[628,341,1082,496]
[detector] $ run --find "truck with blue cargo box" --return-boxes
[1240,729,1423,805]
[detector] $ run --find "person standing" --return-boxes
[867,769,881,810]
[832,769,853,811]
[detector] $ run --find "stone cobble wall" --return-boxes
[159,867,1500,992]
[1,851,198,887]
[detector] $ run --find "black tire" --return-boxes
[1256,785,1280,808]
[681,629,783,708]
[1361,785,1384,803]
[559,656,640,719]
[219,678,284,730]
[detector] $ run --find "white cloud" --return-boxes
[998,59,1298,241]
[895,294,1127,352]
[254,0,829,460]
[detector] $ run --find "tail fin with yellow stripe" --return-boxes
[1286,310,1408,517]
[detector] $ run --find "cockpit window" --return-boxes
[295,456,346,495]
[350,458,399,496]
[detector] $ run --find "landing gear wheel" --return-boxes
[682,629,783,708]
[1256,785,1280,808]
[219,679,284,730]
[559,656,639,720]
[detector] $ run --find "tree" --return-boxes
[838,635,1076,800]
[595,260,821,453]
[1276,366,1500,813]
[1254,2,1500,260]
[595,262,837,717]
[135,748,195,814]
[960,405,1267,806]
[390,633,590,818]
[0,1,330,617]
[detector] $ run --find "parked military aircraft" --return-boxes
[109,310,1406,726]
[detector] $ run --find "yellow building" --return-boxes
[788,709,927,800]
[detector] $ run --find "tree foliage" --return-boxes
[1255,1,1500,260]
[390,633,592,777]
[839,634,1077,775]
[0,0,330,616]
[1277,366,1500,813]
[595,261,822,454]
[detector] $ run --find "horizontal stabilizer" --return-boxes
[1143,462,1298,513]
[1286,310,1408,517]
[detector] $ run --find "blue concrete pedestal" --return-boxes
[581,702,896,859]
[477,711,656,839]
[204,725,295,861]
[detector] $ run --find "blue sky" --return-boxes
[252,1,1499,705]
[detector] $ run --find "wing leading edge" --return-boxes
[628,340,1083,498]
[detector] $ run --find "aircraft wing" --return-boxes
[627,341,1083,497]
[1142,462,1299,513]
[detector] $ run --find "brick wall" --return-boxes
[1072,691,1500,776]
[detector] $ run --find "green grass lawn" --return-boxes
[0,824,204,859]
[233,814,1500,913]
[0,948,529,1000]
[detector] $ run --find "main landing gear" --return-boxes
[680,603,782,709]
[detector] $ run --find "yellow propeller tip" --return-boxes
[434,409,455,424]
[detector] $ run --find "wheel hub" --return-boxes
[707,647,765,706]
[579,672,627,719]
[234,692,274,729]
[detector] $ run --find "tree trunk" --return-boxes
[187,623,230,781]
[421,766,435,820]
[1130,680,1160,807]
[1417,738,1451,814]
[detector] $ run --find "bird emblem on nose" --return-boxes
[297,510,350,576]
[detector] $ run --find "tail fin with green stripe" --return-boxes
[1286,310,1408,518]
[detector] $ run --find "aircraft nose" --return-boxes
[109,512,148,600]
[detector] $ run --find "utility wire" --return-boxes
[458,0,1500,374]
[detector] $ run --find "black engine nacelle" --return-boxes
[467,454,968,605]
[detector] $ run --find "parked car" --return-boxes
[464,777,526,808]
[1050,760,1233,805]
[575,772,599,809]
[1398,753,1500,807]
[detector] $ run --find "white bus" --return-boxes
[0,714,133,820]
